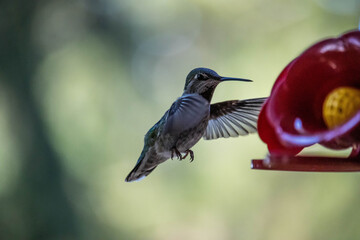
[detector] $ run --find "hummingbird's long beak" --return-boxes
[220,77,253,82]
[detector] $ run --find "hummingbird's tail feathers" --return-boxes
[125,148,164,182]
[204,97,267,140]
[125,164,157,182]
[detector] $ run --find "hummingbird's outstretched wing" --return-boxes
[163,94,210,135]
[203,97,267,140]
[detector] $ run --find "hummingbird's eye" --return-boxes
[196,74,208,81]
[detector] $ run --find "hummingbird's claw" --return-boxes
[183,149,194,162]
[171,147,182,160]
[189,150,194,162]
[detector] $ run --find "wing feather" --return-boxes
[204,97,267,140]
[163,94,210,135]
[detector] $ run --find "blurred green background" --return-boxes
[1,0,360,239]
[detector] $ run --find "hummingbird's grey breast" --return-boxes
[156,93,210,155]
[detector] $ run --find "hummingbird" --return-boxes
[125,68,267,182]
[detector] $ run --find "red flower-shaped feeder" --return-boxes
[252,30,360,172]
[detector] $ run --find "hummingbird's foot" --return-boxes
[183,149,194,162]
[171,147,182,160]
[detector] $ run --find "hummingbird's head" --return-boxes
[183,67,252,101]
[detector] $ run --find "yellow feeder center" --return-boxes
[323,86,360,129]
